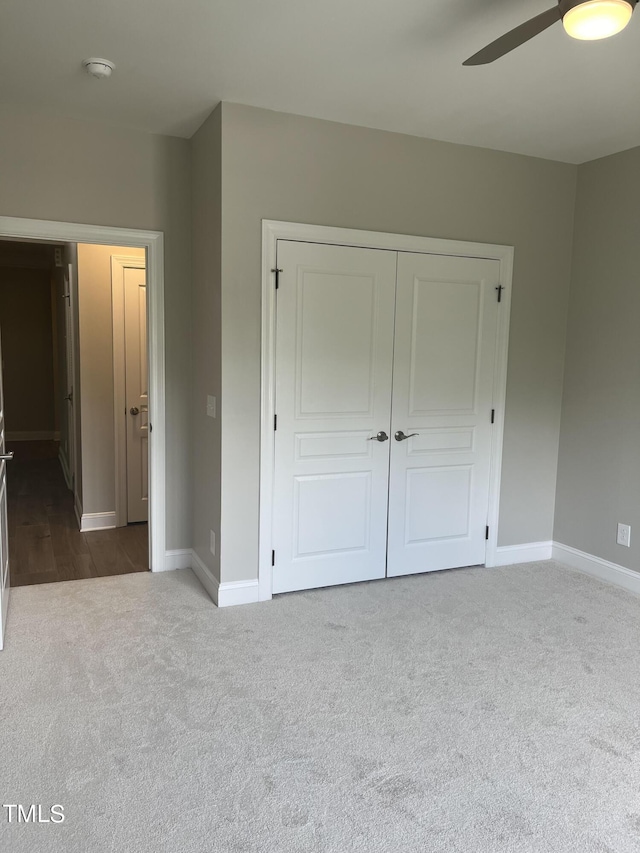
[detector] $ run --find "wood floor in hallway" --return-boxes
[6,441,148,587]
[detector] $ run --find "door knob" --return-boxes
[130,407,140,416]
[369,431,389,442]
[395,430,418,441]
[0,452,14,461]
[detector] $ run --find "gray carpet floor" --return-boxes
[1,561,640,852]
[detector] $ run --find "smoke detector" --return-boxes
[82,58,115,79]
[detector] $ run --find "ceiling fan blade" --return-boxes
[463,5,562,66]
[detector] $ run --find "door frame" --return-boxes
[111,253,147,528]
[259,220,514,601]
[0,216,167,571]
[62,257,77,494]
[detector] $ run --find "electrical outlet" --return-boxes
[617,523,631,548]
[210,529,216,557]
[206,395,216,418]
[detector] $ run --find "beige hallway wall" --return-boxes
[554,146,640,571]
[214,103,577,584]
[0,106,192,550]
[76,244,145,517]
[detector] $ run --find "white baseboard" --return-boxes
[161,549,192,572]
[181,541,640,606]
[552,542,640,596]
[58,449,72,491]
[189,550,260,607]
[80,511,116,532]
[6,430,60,442]
[492,541,553,566]
[217,578,260,607]
[190,549,220,604]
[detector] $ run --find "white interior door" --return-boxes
[0,328,11,649]
[124,266,148,523]
[272,241,397,594]
[387,252,500,576]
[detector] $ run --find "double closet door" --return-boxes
[272,240,500,595]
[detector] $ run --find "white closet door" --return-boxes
[272,241,397,594]
[387,252,500,577]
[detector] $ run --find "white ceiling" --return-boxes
[1,0,639,163]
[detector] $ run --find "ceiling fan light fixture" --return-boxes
[562,0,633,40]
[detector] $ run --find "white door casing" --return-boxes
[63,262,76,490]
[124,266,149,523]
[0,217,165,576]
[0,328,11,650]
[271,241,397,594]
[387,252,500,576]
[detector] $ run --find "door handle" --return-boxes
[394,430,418,442]
[130,407,140,416]
[368,431,389,442]
[0,452,14,461]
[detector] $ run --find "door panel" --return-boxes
[0,328,10,649]
[124,267,148,523]
[387,252,499,577]
[408,277,481,414]
[272,241,397,594]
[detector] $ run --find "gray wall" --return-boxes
[191,105,222,578]
[554,147,640,571]
[76,243,145,516]
[0,106,192,551]
[217,102,578,583]
[0,267,55,434]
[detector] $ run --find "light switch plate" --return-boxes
[206,395,216,418]
[617,523,631,548]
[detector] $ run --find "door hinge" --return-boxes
[271,550,275,566]
[495,285,504,303]
[274,414,277,431]
[486,525,489,541]
[491,409,495,424]
[272,268,282,289]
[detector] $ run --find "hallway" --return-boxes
[7,441,148,586]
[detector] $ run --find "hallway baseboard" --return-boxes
[80,511,117,532]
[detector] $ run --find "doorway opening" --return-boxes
[0,216,166,649]
[0,239,149,585]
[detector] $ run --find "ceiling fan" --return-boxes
[463,0,636,65]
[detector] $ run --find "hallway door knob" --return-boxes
[368,431,389,442]
[130,407,140,416]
